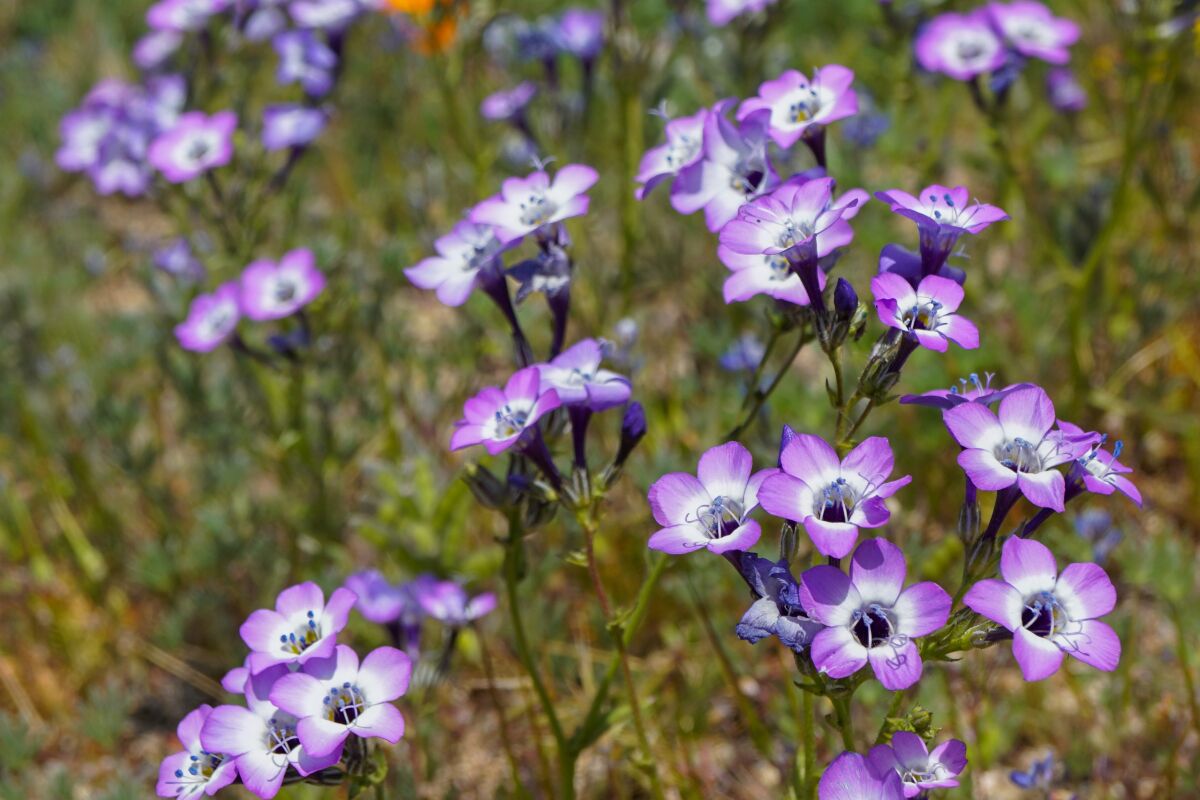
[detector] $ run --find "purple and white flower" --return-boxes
[134,30,184,70]
[148,110,237,183]
[915,11,1007,81]
[155,238,205,281]
[1046,67,1087,112]
[944,386,1089,512]
[156,705,237,799]
[269,645,411,758]
[469,164,599,244]
[871,273,979,352]
[877,243,965,288]
[867,733,967,798]
[343,570,409,625]
[238,581,357,674]
[238,248,326,321]
[737,66,858,149]
[875,184,1007,278]
[262,104,328,151]
[147,0,232,32]
[450,367,562,455]
[988,1,1080,65]
[175,282,241,352]
[289,0,369,31]
[404,220,506,307]
[555,8,605,61]
[480,82,537,122]
[647,442,772,555]
[900,372,1032,411]
[1059,423,1142,507]
[706,0,779,27]
[200,666,342,799]
[411,580,497,627]
[759,434,911,559]
[818,751,905,800]
[671,100,779,231]
[735,553,824,653]
[801,538,951,690]
[964,535,1120,681]
[635,108,709,201]
[537,338,631,412]
[274,30,338,97]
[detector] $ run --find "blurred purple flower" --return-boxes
[988,1,1080,65]
[275,30,339,97]
[1059,422,1142,507]
[801,538,951,690]
[647,441,772,555]
[148,110,237,183]
[469,163,598,244]
[537,338,631,411]
[147,0,232,32]
[155,705,237,799]
[1046,67,1087,112]
[915,12,1007,81]
[450,366,562,455]
[238,581,357,674]
[262,104,328,150]
[134,30,183,70]
[818,751,905,799]
[719,333,765,372]
[556,8,605,61]
[1010,752,1057,790]
[759,434,911,559]
[343,570,408,624]
[404,220,506,307]
[964,536,1120,680]
[289,0,369,31]
[706,0,779,27]
[635,107,709,201]
[239,1,290,41]
[1073,509,1122,564]
[867,732,967,797]
[154,238,205,281]
[875,184,1007,279]
[480,81,537,122]
[175,282,241,352]
[871,273,979,353]
[412,580,498,626]
[238,248,326,321]
[738,66,858,149]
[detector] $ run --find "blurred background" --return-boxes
[1,0,1198,797]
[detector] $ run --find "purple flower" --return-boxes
[867,732,968,797]
[134,30,184,70]
[90,128,155,196]
[238,248,326,321]
[238,581,357,674]
[274,30,338,97]
[1074,510,1122,564]
[877,243,965,288]
[556,8,605,61]
[718,176,868,306]
[147,0,232,32]
[450,366,562,455]
[57,107,117,173]
[875,184,1007,278]
[289,0,368,31]
[404,220,506,307]
[900,372,1032,410]
[200,666,342,799]
[801,539,951,690]
[241,3,289,41]
[719,333,766,372]
[818,751,905,800]
[148,110,237,183]
[759,434,911,559]
[735,553,824,653]
[343,570,408,624]
[671,100,779,231]
[536,338,631,411]
[411,580,497,626]
[175,282,241,352]
[221,659,251,694]
[635,108,709,201]
[480,82,537,122]
[706,0,779,27]
[988,1,1080,64]
[269,645,411,758]
[1046,67,1087,112]
[154,238,205,281]
[915,12,1007,81]
[964,535,1120,681]
[1010,752,1056,790]
[469,164,599,244]
[647,441,771,555]
[871,273,979,352]
[262,104,328,151]
[944,386,1090,512]
[156,705,237,799]
[738,66,858,149]
[1059,422,1142,507]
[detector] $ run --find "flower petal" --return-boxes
[893,582,951,637]
[1056,619,1120,672]
[803,517,860,559]
[697,441,754,501]
[849,538,907,606]
[1017,469,1065,512]
[869,640,923,690]
[647,524,709,555]
[810,625,869,679]
[706,520,761,554]
[647,473,708,527]
[356,647,413,703]
[799,566,861,626]
[998,386,1056,443]
[779,433,841,486]
[944,403,1005,451]
[1054,562,1116,620]
[999,536,1058,595]
[957,448,1016,491]
[1013,627,1064,681]
[962,579,1022,630]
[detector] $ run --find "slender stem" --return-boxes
[874,691,907,745]
[727,329,811,439]
[801,691,816,800]
[829,345,847,440]
[477,625,527,798]
[831,695,856,751]
[841,397,875,446]
[740,325,782,411]
[1170,603,1200,741]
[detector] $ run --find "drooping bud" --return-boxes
[615,402,646,467]
[462,462,510,510]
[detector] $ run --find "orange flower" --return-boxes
[383,0,437,13]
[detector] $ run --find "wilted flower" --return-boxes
[411,580,497,626]
[915,12,1007,81]
[147,0,232,32]
[238,581,357,673]
[261,104,328,151]
[156,705,237,799]
[943,386,1089,511]
[647,441,771,555]
[274,30,339,97]
[818,751,905,799]
[469,163,599,243]
[269,645,411,758]
[706,0,779,27]
[175,282,241,352]
[735,553,824,653]
[635,107,709,201]
[450,366,562,455]
[867,732,968,797]
[871,273,979,352]
[239,248,326,321]
[149,110,237,183]
[404,220,507,307]
[759,433,911,559]
[738,66,858,149]
[964,535,1120,680]
[875,184,1007,278]
[537,338,632,411]
[988,1,1080,65]
[480,81,537,122]
[802,539,951,690]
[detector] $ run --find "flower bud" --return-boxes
[614,402,646,468]
[833,278,858,317]
[462,462,510,510]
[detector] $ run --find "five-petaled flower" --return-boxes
[404,220,507,307]
[871,273,980,352]
[537,338,632,412]
[239,581,358,674]
[647,441,772,554]
[759,433,911,559]
[469,164,599,244]
[964,535,1120,681]
[914,11,1007,81]
[175,282,241,353]
[239,248,327,321]
[988,1,1080,65]
[1058,422,1143,507]
[450,366,562,455]
[867,732,968,798]
[875,184,1007,278]
[737,66,858,149]
[411,579,498,627]
[149,110,237,183]
[156,704,237,799]
[943,385,1089,512]
[817,751,905,800]
[801,538,951,690]
[636,108,710,201]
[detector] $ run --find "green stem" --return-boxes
[801,688,816,800]
[831,695,855,752]
[740,325,782,411]
[1170,603,1200,741]
[874,691,907,745]
[727,329,811,439]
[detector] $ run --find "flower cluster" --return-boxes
[157,582,412,799]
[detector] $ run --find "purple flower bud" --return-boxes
[833,278,858,316]
[615,401,646,466]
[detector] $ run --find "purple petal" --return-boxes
[893,581,951,637]
[1054,562,1116,620]
[1000,536,1059,596]
[1017,469,1065,512]
[849,538,907,606]
[356,646,413,703]
[647,473,708,527]
[810,626,869,679]
[697,441,754,500]
[199,705,264,757]
[840,436,895,485]
[779,433,841,485]
[943,402,1005,451]
[276,581,324,618]
[296,716,350,759]
[239,609,289,656]
[322,587,357,633]
[235,750,288,799]
[869,639,922,690]
[1013,627,1064,681]
[962,579,1022,630]
[757,473,813,522]
[998,386,1056,443]
[353,702,406,744]
[957,448,1016,491]
[819,752,901,800]
[647,524,709,555]
[799,566,860,626]
[803,517,860,559]
[707,520,761,554]
[268,672,326,720]
[1057,619,1120,672]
